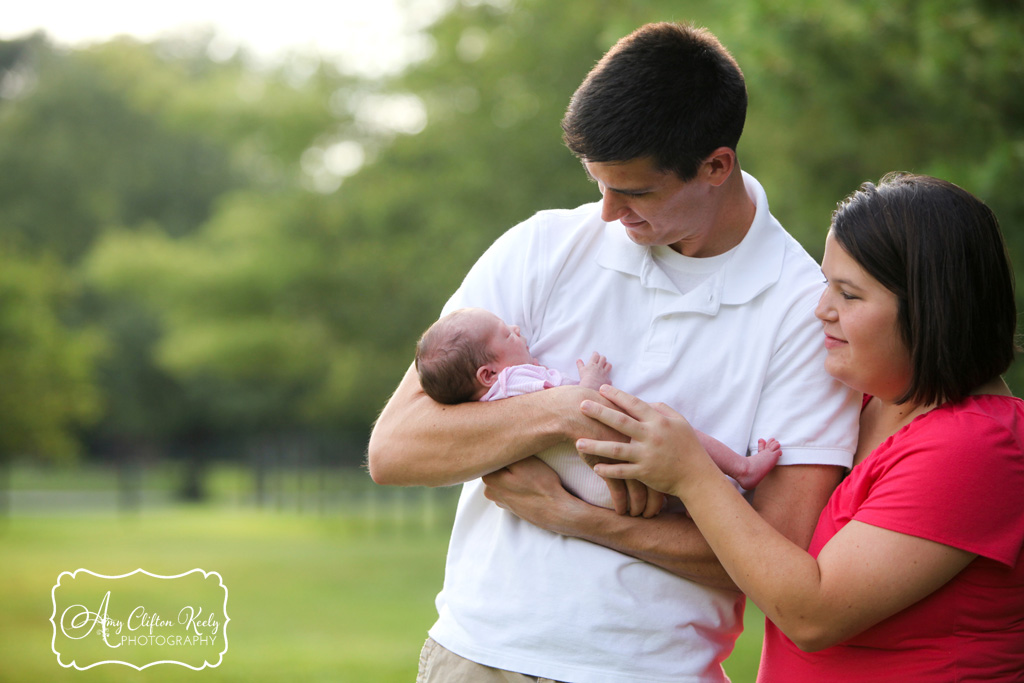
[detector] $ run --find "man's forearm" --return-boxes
[482,458,844,591]
[561,504,739,590]
[575,464,843,588]
[479,455,736,588]
[367,365,584,487]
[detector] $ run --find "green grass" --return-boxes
[0,504,764,682]
[0,510,446,682]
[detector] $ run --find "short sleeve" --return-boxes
[854,405,1024,567]
[749,267,861,468]
[442,218,546,343]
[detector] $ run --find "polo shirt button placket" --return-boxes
[643,316,665,362]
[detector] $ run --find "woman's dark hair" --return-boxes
[561,22,747,181]
[831,172,1018,405]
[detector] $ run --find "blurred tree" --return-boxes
[0,35,242,260]
[81,0,1024,443]
[3,0,1023,471]
[82,40,384,438]
[725,0,1024,387]
[0,34,244,470]
[1,33,368,469]
[729,0,1024,255]
[0,248,101,461]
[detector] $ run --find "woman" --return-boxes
[575,173,1024,680]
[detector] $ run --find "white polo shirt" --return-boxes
[429,172,860,683]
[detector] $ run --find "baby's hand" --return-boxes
[577,352,612,390]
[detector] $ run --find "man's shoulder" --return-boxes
[535,200,603,220]
[496,201,607,253]
[514,201,603,233]
[757,213,823,289]
[779,231,824,282]
[726,204,823,310]
[740,171,818,272]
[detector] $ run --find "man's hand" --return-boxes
[482,457,582,533]
[481,451,664,527]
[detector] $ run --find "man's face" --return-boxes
[585,157,719,257]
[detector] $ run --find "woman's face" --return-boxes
[815,232,913,401]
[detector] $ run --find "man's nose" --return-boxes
[601,191,628,222]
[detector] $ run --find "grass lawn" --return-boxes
[0,507,764,682]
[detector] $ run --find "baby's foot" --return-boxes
[735,438,782,490]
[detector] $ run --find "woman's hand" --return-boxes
[577,385,719,499]
[549,384,667,517]
[577,452,667,517]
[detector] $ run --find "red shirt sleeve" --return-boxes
[853,399,1024,567]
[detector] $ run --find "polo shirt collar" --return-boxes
[596,171,787,314]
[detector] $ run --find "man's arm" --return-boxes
[482,456,843,590]
[367,364,623,487]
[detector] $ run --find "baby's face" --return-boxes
[470,310,536,369]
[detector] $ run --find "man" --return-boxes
[369,22,860,682]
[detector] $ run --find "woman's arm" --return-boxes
[579,385,976,650]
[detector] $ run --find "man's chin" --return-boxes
[623,231,658,248]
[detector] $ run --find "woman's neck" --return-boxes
[971,376,1012,397]
[854,376,1012,467]
[854,397,934,467]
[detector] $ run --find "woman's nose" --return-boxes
[814,288,835,322]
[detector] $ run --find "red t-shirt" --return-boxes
[759,395,1024,682]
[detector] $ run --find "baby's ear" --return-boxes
[477,365,500,388]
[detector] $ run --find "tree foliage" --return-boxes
[0,0,1021,460]
[0,248,101,460]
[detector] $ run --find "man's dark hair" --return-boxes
[562,22,747,181]
[831,172,1018,406]
[415,310,496,404]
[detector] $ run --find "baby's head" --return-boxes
[415,308,535,404]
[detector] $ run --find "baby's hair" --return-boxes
[415,309,496,404]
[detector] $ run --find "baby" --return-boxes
[415,307,781,506]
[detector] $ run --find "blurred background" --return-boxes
[0,0,1021,680]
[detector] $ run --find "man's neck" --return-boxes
[676,170,756,258]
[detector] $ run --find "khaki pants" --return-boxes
[416,638,566,683]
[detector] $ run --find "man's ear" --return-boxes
[702,147,736,187]
[477,365,500,388]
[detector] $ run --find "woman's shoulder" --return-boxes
[907,394,1024,461]
[859,393,1024,468]
[933,393,1024,431]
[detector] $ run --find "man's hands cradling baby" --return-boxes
[483,383,667,520]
